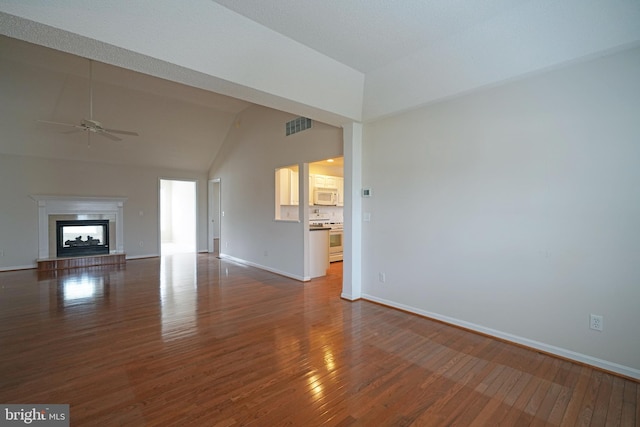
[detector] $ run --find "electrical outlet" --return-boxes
[378,272,386,283]
[0,250,4,257]
[590,314,603,331]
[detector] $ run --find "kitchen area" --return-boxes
[308,214,342,279]
[276,157,343,279]
[308,157,343,278]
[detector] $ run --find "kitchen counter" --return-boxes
[308,227,329,278]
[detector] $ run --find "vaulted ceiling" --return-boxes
[0,36,251,170]
[1,1,639,170]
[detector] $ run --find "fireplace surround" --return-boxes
[31,195,127,260]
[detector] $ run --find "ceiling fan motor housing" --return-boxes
[81,119,104,132]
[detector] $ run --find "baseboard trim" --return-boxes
[126,254,160,260]
[0,264,37,272]
[341,292,360,301]
[362,293,640,381]
[219,254,307,282]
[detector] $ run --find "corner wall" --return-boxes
[361,47,640,377]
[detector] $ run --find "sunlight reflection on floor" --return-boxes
[160,252,198,341]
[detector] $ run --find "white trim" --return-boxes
[126,254,160,260]
[219,254,308,282]
[0,264,37,272]
[30,195,127,259]
[343,122,363,300]
[301,163,310,280]
[208,180,214,253]
[341,292,356,300]
[362,293,640,381]
[208,178,221,254]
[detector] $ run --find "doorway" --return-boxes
[208,179,221,256]
[160,179,196,255]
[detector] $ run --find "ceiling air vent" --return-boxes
[286,117,312,136]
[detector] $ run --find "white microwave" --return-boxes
[314,188,338,205]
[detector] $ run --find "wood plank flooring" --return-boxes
[0,254,638,426]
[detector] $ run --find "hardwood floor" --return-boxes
[0,254,638,426]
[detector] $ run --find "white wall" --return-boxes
[0,154,208,269]
[209,105,342,279]
[361,47,640,377]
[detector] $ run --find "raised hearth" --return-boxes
[37,253,125,272]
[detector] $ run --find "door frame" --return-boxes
[208,178,221,254]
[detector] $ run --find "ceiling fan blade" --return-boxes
[37,119,79,128]
[103,128,139,136]
[61,129,85,135]
[96,131,122,142]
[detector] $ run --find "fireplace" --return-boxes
[31,195,126,260]
[56,219,110,257]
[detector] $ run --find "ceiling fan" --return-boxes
[38,59,139,143]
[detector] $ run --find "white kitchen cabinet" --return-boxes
[309,174,315,206]
[277,168,299,206]
[312,174,338,190]
[336,177,344,206]
[291,170,299,205]
[325,176,337,189]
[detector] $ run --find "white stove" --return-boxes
[310,221,342,229]
[309,220,343,262]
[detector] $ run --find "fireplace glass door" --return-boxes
[57,220,110,257]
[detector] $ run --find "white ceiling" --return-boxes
[1,0,639,170]
[212,0,526,73]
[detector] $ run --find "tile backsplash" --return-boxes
[279,205,344,222]
[310,206,343,222]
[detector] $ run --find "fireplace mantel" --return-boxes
[31,195,127,260]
